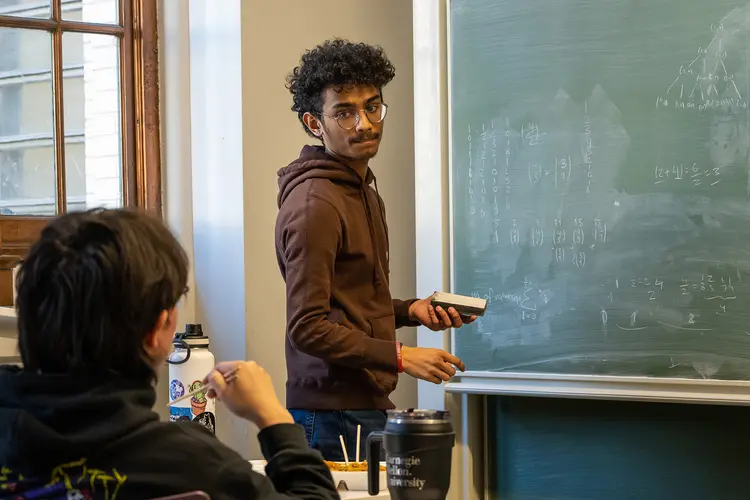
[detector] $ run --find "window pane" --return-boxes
[0,27,55,216]
[0,0,51,19]
[63,31,122,211]
[0,146,56,215]
[63,0,118,25]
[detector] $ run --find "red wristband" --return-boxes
[396,342,403,373]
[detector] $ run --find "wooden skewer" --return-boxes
[356,424,361,462]
[339,434,350,465]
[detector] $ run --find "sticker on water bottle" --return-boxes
[170,406,192,422]
[168,379,216,435]
[169,379,185,400]
[188,380,208,415]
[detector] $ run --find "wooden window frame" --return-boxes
[0,0,160,306]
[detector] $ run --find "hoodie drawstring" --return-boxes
[359,171,391,288]
[372,176,389,256]
[360,182,382,286]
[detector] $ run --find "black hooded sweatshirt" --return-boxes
[275,145,419,410]
[0,366,338,500]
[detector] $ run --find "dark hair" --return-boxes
[16,208,189,383]
[286,38,396,138]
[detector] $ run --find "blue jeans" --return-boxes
[289,409,387,462]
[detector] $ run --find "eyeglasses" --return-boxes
[324,102,389,130]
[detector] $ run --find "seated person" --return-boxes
[0,208,338,500]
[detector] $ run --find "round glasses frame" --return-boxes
[323,102,389,130]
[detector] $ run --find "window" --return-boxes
[0,0,159,306]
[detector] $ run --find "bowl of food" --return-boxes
[325,460,387,491]
[249,459,386,491]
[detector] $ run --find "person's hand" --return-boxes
[408,296,477,331]
[401,346,465,384]
[203,361,294,430]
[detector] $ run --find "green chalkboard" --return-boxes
[488,396,750,499]
[450,0,750,379]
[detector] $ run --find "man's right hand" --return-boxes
[204,361,294,430]
[401,346,465,384]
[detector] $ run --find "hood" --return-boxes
[277,145,387,285]
[0,365,158,470]
[277,145,373,208]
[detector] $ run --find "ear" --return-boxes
[302,112,324,138]
[143,308,176,358]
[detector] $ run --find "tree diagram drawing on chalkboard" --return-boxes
[657,5,750,194]
[658,6,748,112]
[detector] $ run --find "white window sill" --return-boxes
[0,308,18,359]
[0,336,17,359]
[0,307,15,318]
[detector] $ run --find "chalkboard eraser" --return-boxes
[431,292,488,317]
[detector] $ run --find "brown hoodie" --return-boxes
[275,145,418,410]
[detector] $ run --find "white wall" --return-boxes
[159,0,197,413]
[239,0,418,417]
[413,0,452,412]
[161,0,416,459]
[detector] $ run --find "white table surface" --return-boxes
[339,491,389,499]
[248,460,390,499]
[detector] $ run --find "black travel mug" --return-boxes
[367,409,454,500]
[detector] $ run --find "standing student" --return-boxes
[275,39,476,461]
[0,208,338,500]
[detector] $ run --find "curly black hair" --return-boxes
[286,38,396,138]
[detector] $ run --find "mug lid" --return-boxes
[387,409,451,420]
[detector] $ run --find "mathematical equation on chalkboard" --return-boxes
[654,163,721,187]
[471,271,741,332]
[465,115,722,220]
[465,119,580,217]
[495,216,606,269]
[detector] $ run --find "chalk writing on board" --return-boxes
[654,163,721,187]
[479,125,486,217]
[474,85,627,210]
[493,216,608,264]
[471,269,744,337]
[467,125,474,215]
[528,216,609,268]
[491,120,499,216]
[449,0,750,379]
[531,219,544,247]
[509,219,520,246]
[569,218,587,268]
[467,125,477,215]
[552,218,566,263]
[522,122,546,147]
[593,217,607,243]
[503,119,512,210]
[583,101,593,194]
[527,156,572,190]
[471,278,551,323]
[469,120,519,219]
[657,14,748,112]
[602,272,741,319]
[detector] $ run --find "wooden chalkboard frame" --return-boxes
[412,0,750,407]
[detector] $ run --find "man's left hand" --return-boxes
[408,297,477,331]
